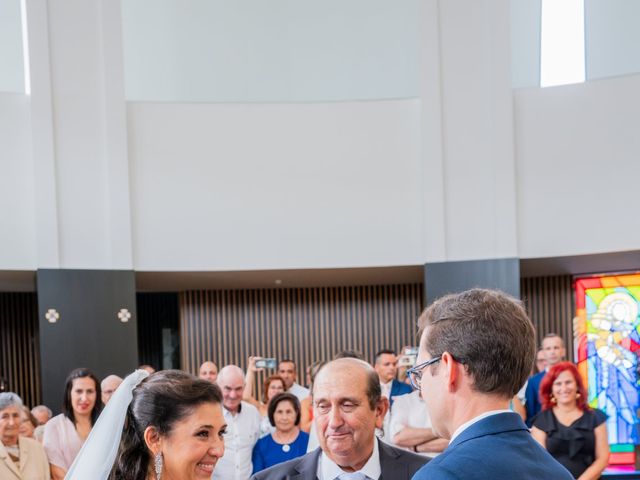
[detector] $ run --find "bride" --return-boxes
[66,369,227,480]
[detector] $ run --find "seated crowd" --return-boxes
[0,289,609,480]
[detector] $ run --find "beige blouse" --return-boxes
[0,436,51,480]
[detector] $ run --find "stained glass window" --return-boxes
[575,274,640,465]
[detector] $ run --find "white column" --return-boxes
[423,0,518,262]
[420,0,447,262]
[26,0,132,269]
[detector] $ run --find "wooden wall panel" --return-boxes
[0,276,577,409]
[180,284,424,392]
[0,293,41,407]
[521,275,575,361]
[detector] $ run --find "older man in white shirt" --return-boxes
[213,365,261,480]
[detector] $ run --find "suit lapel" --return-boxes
[378,439,406,480]
[289,447,322,480]
[389,381,399,407]
[0,443,21,479]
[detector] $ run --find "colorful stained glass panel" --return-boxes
[575,274,640,465]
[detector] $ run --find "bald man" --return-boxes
[213,365,261,480]
[198,361,218,383]
[252,358,427,479]
[100,374,123,405]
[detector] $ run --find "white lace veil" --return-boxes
[66,369,150,480]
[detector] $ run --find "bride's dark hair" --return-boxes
[108,369,222,480]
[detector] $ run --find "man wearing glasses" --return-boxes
[409,289,573,480]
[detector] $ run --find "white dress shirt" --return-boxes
[212,401,261,480]
[317,437,381,480]
[288,382,310,401]
[377,380,394,443]
[517,381,527,403]
[388,390,439,457]
[379,380,392,400]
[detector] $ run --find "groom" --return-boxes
[410,289,573,480]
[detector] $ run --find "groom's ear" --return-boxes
[143,426,162,454]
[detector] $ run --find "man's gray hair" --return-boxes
[217,365,245,385]
[101,374,123,389]
[32,404,53,417]
[0,392,23,411]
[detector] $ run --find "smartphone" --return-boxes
[398,355,417,367]
[403,346,419,356]
[255,358,277,369]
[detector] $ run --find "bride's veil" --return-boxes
[65,369,150,480]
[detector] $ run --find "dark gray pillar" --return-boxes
[424,258,520,305]
[37,269,138,412]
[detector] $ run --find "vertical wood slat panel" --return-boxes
[0,293,40,407]
[179,283,425,400]
[521,275,575,362]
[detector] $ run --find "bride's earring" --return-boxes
[154,452,163,480]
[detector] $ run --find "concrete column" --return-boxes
[37,269,137,411]
[424,258,520,305]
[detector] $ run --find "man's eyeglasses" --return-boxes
[407,356,442,390]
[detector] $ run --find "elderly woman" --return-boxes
[0,392,50,479]
[18,407,38,439]
[251,392,309,473]
[531,362,609,479]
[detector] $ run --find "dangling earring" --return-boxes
[550,395,557,404]
[154,452,163,480]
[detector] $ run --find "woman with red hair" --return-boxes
[531,361,609,479]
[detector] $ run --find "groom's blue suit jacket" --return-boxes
[412,412,573,480]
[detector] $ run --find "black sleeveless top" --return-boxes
[532,408,607,478]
